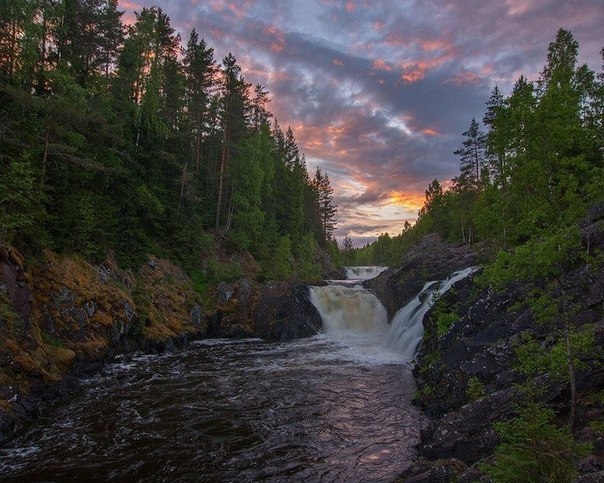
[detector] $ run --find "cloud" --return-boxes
[122,0,603,245]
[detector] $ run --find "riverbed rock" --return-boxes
[407,210,604,475]
[253,282,323,340]
[205,278,323,341]
[366,233,479,319]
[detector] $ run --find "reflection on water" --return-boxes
[0,335,423,482]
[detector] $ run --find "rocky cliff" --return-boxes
[0,249,322,444]
[389,211,604,481]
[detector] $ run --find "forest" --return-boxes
[2,2,604,479]
[0,1,339,282]
[345,29,603,269]
[351,29,604,481]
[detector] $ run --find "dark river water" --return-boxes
[0,333,423,482]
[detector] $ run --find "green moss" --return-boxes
[431,292,460,337]
[415,384,434,402]
[466,376,486,401]
[588,420,604,434]
[41,332,63,348]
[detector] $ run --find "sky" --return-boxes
[120,0,603,246]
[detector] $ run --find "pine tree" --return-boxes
[312,167,337,245]
[215,53,251,234]
[483,85,510,189]
[452,118,488,192]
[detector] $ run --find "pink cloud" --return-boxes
[445,70,481,86]
[421,127,440,136]
[420,38,451,52]
[373,20,385,32]
[263,25,286,53]
[372,58,392,72]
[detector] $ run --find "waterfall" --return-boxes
[343,266,388,281]
[386,267,478,361]
[309,285,389,334]
[310,265,477,363]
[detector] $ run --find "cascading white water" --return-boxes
[310,264,391,360]
[386,267,478,361]
[309,284,399,364]
[310,285,389,334]
[344,266,388,281]
[310,265,477,363]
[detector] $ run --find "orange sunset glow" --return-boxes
[119,0,603,246]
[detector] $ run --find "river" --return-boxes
[1,266,477,482]
[0,336,422,482]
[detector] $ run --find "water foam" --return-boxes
[343,266,388,281]
[387,267,478,361]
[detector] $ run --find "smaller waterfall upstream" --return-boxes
[344,266,388,281]
[386,267,478,360]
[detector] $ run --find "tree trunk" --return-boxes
[194,112,202,172]
[39,129,50,200]
[177,159,188,214]
[215,128,229,231]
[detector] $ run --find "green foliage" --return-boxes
[0,3,338,281]
[480,226,582,290]
[0,159,37,245]
[266,235,293,280]
[588,420,604,434]
[466,376,486,401]
[41,332,63,348]
[481,401,591,482]
[432,294,459,337]
[292,233,322,281]
[202,258,244,284]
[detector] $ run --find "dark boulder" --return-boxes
[409,210,604,474]
[366,233,479,319]
[206,280,323,341]
[253,282,323,340]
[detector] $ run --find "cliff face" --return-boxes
[0,249,208,443]
[0,249,322,444]
[396,215,604,481]
[365,233,479,320]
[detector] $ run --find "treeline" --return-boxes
[355,29,604,480]
[348,29,603,267]
[0,1,338,280]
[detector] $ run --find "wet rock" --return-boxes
[123,300,135,321]
[190,304,203,327]
[1,249,33,332]
[253,282,322,340]
[68,307,89,328]
[399,457,470,483]
[84,300,96,317]
[366,233,479,319]
[217,281,234,302]
[419,387,516,463]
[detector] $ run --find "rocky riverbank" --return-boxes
[0,248,322,445]
[380,209,604,481]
